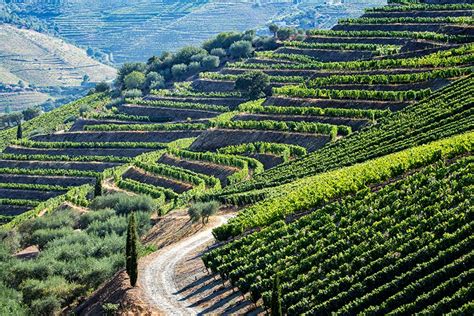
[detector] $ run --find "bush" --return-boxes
[78,208,116,229]
[79,104,92,117]
[90,193,156,215]
[30,295,61,316]
[30,227,75,249]
[188,201,220,224]
[230,40,254,59]
[201,55,220,70]
[122,89,142,98]
[124,71,146,90]
[254,36,278,50]
[22,107,42,121]
[188,204,202,223]
[188,61,202,74]
[102,303,119,315]
[116,63,146,88]
[143,72,164,91]
[85,216,127,237]
[210,48,226,57]
[171,63,189,79]
[174,46,207,64]
[276,27,295,41]
[95,81,110,93]
[20,276,82,306]
[235,71,271,99]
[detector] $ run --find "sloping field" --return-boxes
[0,24,116,112]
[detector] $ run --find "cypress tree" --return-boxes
[16,122,22,139]
[270,274,283,316]
[94,175,102,197]
[126,212,138,287]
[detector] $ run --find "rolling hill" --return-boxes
[0,0,472,314]
[0,24,116,113]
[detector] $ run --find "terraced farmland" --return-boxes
[0,0,473,314]
[0,0,472,225]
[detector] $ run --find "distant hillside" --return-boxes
[6,0,384,63]
[0,24,116,113]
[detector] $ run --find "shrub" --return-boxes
[144,72,164,91]
[30,227,76,249]
[171,63,189,79]
[79,104,92,117]
[188,201,220,224]
[124,71,146,90]
[30,295,61,316]
[102,303,119,315]
[85,216,127,237]
[22,107,42,121]
[188,204,202,223]
[201,55,220,70]
[210,48,226,57]
[0,283,27,315]
[202,201,220,224]
[235,71,271,99]
[188,61,202,74]
[277,27,295,40]
[90,193,156,215]
[116,62,146,88]
[95,82,110,93]
[230,40,254,59]
[20,276,82,305]
[122,89,142,98]
[78,208,116,229]
[174,46,207,64]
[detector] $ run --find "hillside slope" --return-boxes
[0,24,116,112]
[0,0,472,315]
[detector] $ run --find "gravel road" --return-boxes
[141,216,228,315]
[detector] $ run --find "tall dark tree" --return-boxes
[271,274,283,316]
[94,175,103,197]
[126,212,138,287]
[16,122,22,139]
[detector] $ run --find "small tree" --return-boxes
[269,24,279,38]
[143,72,164,91]
[277,27,294,41]
[124,71,146,90]
[16,122,22,139]
[270,274,283,316]
[202,201,219,224]
[126,212,138,287]
[95,81,110,93]
[235,70,270,99]
[22,107,41,121]
[188,203,202,223]
[171,63,189,80]
[229,40,254,59]
[201,55,220,70]
[210,48,226,57]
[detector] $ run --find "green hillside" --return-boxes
[0,0,472,314]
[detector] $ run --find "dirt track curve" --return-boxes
[141,215,229,315]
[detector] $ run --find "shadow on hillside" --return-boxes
[175,269,263,315]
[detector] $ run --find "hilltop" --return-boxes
[0,24,116,113]
[0,0,472,315]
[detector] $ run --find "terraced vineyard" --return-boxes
[0,0,472,234]
[0,0,473,314]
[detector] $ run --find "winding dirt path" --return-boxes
[141,216,229,315]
